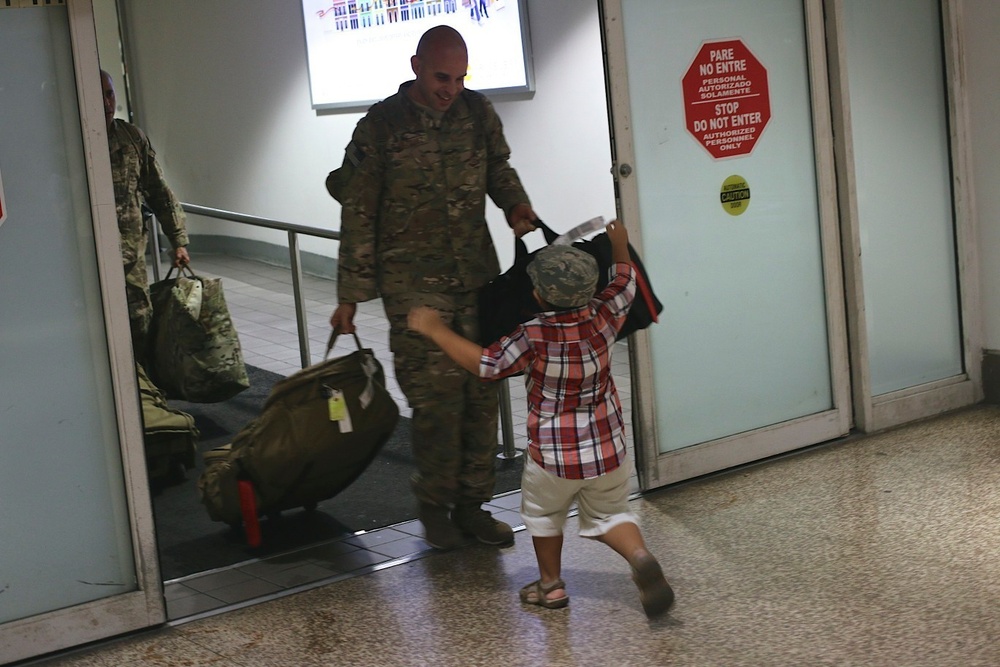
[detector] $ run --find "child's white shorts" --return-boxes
[520,454,639,538]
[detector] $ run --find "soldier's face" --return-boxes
[101,73,116,129]
[409,45,467,113]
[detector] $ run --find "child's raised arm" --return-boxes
[607,219,631,265]
[408,306,485,375]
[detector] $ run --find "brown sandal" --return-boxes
[631,554,674,617]
[519,579,569,609]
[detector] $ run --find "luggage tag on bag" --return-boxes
[551,216,606,246]
[323,385,354,433]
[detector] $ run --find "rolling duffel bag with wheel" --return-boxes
[197,332,399,541]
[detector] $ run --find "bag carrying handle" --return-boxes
[535,219,560,245]
[162,263,197,281]
[324,328,364,360]
[512,219,559,266]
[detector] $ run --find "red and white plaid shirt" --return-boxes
[480,263,636,480]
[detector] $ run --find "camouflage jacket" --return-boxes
[108,118,188,279]
[333,83,530,303]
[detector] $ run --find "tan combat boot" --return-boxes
[419,502,464,550]
[452,504,514,546]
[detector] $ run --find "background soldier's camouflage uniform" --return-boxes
[108,118,189,357]
[335,83,530,507]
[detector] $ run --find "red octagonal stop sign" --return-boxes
[682,39,771,159]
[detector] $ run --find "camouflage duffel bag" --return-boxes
[149,265,249,403]
[197,332,399,531]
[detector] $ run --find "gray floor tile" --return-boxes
[342,528,415,549]
[364,536,431,559]
[251,563,339,588]
[209,578,284,605]
[313,548,391,574]
[163,582,202,603]
[182,569,258,594]
[390,520,424,537]
[486,493,523,511]
[165,592,228,619]
[292,540,362,562]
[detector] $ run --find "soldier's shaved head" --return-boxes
[415,25,467,59]
[409,25,468,113]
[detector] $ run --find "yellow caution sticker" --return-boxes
[720,175,751,216]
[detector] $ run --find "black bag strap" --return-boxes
[161,263,197,281]
[324,329,364,360]
[512,234,531,266]
[533,219,560,245]
[511,218,560,267]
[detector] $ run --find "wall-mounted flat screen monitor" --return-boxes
[301,0,534,111]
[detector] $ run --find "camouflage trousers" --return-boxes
[382,290,499,508]
[125,261,153,363]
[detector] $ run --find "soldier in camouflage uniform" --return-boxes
[328,26,537,550]
[102,70,190,361]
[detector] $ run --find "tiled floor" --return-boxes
[157,253,636,621]
[29,402,1000,666]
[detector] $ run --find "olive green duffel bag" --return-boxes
[197,333,399,536]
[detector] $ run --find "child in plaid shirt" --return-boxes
[409,219,673,617]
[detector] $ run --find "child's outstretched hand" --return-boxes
[408,306,443,336]
[407,305,483,374]
[606,218,631,264]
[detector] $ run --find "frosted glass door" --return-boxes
[0,3,135,622]
[0,3,163,663]
[606,0,850,483]
[843,0,963,395]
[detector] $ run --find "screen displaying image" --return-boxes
[301,0,534,111]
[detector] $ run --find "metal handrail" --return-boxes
[176,202,521,459]
[182,203,341,241]
[182,203,338,369]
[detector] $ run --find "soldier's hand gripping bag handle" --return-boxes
[148,264,250,403]
[324,328,361,360]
